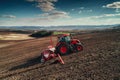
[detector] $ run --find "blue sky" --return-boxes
[0,0,120,26]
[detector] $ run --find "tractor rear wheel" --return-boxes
[56,43,70,55]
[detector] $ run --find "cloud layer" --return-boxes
[26,0,70,24]
[0,13,120,26]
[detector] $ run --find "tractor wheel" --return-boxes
[76,43,83,52]
[56,43,70,55]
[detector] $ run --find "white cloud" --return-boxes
[78,10,82,14]
[27,0,58,12]
[87,9,92,12]
[38,10,70,20]
[0,15,16,18]
[78,9,92,14]
[103,1,120,12]
[79,7,84,9]
[88,13,120,19]
[104,13,120,17]
[71,9,75,11]
[103,1,120,8]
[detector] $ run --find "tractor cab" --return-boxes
[58,34,71,43]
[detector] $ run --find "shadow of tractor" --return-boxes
[9,56,42,71]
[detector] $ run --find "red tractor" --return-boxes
[40,33,83,64]
[55,34,83,55]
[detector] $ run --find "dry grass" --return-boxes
[0,32,33,48]
[0,34,33,40]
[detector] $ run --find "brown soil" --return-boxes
[0,29,120,80]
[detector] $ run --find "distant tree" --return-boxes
[30,30,53,38]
